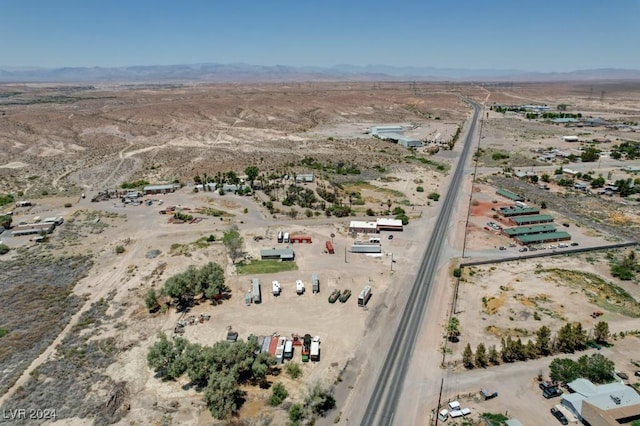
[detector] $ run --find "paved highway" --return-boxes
[361,100,482,425]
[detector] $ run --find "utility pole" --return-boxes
[434,377,444,426]
[344,246,347,263]
[390,253,394,271]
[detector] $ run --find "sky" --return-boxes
[1,0,639,72]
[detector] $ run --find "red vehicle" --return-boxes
[325,240,334,254]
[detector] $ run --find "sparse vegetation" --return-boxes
[285,362,303,379]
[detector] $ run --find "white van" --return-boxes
[515,201,528,208]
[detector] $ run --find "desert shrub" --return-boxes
[115,246,125,254]
[0,244,10,255]
[285,362,302,379]
[428,192,440,201]
[64,203,72,208]
[269,383,288,406]
[416,186,424,192]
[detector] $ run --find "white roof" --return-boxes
[564,378,640,413]
[448,400,460,410]
[349,220,377,229]
[376,218,403,227]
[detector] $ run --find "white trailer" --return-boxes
[296,279,305,295]
[272,280,281,296]
[358,285,372,307]
[311,273,320,293]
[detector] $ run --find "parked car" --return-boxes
[634,371,640,377]
[570,242,579,246]
[498,246,507,250]
[551,407,568,425]
[562,223,570,227]
[519,247,528,252]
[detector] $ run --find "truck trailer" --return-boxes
[310,340,320,362]
[251,278,261,304]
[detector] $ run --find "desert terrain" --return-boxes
[0,81,640,425]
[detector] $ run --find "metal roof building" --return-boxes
[496,188,524,202]
[370,126,421,148]
[376,218,403,231]
[562,379,640,425]
[516,231,571,245]
[144,184,179,194]
[499,206,541,217]
[12,222,55,237]
[503,224,556,237]
[509,214,555,225]
[349,221,378,234]
[260,248,295,261]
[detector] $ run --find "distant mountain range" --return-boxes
[1,63,639,83]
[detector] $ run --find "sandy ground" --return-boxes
[2,82,640,425]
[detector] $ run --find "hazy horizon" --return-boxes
[2,0,639,72]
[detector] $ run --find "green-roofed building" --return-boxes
[496,188,524,201]
[498,206,541,217]
[516,231,571,245]
[509,214,555,225]
[503,224,556,237]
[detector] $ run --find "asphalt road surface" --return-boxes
[360,100,482,425]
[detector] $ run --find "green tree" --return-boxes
[162,267,197,310]
[0,243,9,255]
[145,288,160,312]
[541,173,551,183]
[147,333,189,380]
[196,261,226,299]
[536,325,552,356]
[244,165,260,188]
[223,225,244,264]
[204,373,241,419]
[488,345,500,365]
[591,176,605,188]
[462,343,474,368]
[581,146,600,162]
[578,353,615,384]
[573,322,587,351]
[0,214,12,229]
[549,358,581,384]
[556,323,576,353]
[475,343,487,368]
[593,321,610,344]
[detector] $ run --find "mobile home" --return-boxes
[251,278,261,304]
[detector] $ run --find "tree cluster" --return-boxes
[462,322,610,369]
[161,262,227,310]
[147,334,275,419]
[549,353,615,384]
[610,250,639,281]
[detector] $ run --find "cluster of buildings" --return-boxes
[348,218,404,234]
[495,189,571,245]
